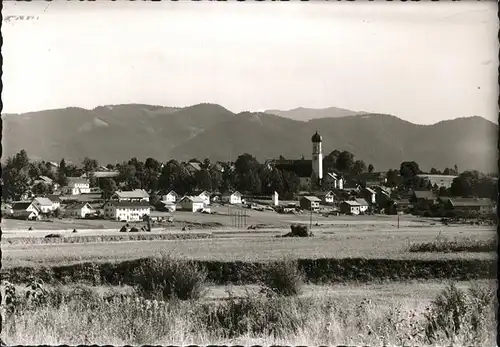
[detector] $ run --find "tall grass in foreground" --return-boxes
[1,281,496,345]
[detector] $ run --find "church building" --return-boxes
[268,131,341,189]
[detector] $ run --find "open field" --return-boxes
[1,207,444,233]
[2,226,496,268]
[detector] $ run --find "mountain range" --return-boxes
[1,103,497,173]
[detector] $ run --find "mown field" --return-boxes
[2,226,496,268]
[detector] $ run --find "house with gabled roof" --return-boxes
[442,197,495,214]
[64,177,91,195]
[162,190,179,203]
[360,187,376,204]
[222,191,243,205]
[65,202,96,218]
[103,200,150,221]
[411,190,437,209]
[178,196,205,212]
[299,196,321,211]
[191,190,211,206]
[32,197,55,214]
[339,200,361,215]
[315,190,336,205]
[11,201,40,220]
[47,195,62,210]
[355,198,370,213]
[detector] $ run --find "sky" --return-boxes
[2,1,498,125]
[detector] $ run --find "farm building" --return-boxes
[11,201,40,220]
[65,202,96,218]
[112,189,150,203]
[32,197,55,214]
[192,190,211,206]
[355,198,370,213]
[81,170,120,179]
[222,191,243,205]
[411,190,437,210]
[64,177,91,195]
[417,174,457,189]
[316,191,336,205]
[339,200,361,215]
[158,201,177,212]
[33,175,59,191]
[47,195,62,210]
[178,196,205,212]
[441,197,495,214]
[299,196,321,211]
[162,190,179,203]
[103,201,151,221]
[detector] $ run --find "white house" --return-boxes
[65,203,96,218]
[103,201,151,222]
[355,198,370,213]
[317,191,336,204]
[47,195,62,210]
[65,177,91,195]
[112,189,150,203]
[299,196,322,211]
[162,190,179,203]
[32,197,55,214]
[192,190,211,206]
[339,200,361,215]
[222,191,242,205]
[11,201,40,220]
[178,196,205,212]
[159,201,177,212]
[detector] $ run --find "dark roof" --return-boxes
[301,196,321,202]
[311,131,322,143]
[66,202,94,210]
[451,198,495,207]
[47,195,62,203]
[274,159,312,178]
[413,190,436,199]
[12,202,35,210]
[105,201,150,208]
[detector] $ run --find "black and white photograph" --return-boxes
[0,0,498,345]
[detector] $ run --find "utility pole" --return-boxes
[397,212,400,229]
[309,206,313,231]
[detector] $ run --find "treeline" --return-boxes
[1,149,497,202]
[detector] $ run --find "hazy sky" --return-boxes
[2,1,498,124]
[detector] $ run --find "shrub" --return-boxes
[423,282,496,344]
[129,227,139,233]
[283,224,312,237]
[133,253,207,300]
[260,259,304,296]
[409,237,496,253]
[120,226,128,232]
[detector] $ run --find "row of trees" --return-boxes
[2,149,497,202]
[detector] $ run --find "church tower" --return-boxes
[311,131,323,181]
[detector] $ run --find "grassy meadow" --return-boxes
[1,210,497,345]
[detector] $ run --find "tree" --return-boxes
[82,157,99,175]
[323,150,341,173]
[209,165,223,193]
[99,178,118,200]
[59,159,67,176]
[117,162,140,190]
[32,182,53,196]
[429,168,441,175]
[195,169,213,191]
[2,167,30,201]
[352,160,367,176]
[400,161,421,187]
[282,170,300,197]
[386,169,399,188]
[336,151,355,173]
[28,163,42,180]
[12,150,30,170]
[158,160,194,195]
[368,164,374,173]
[53,207,61,218]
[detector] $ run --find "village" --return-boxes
[1,131,496,230]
